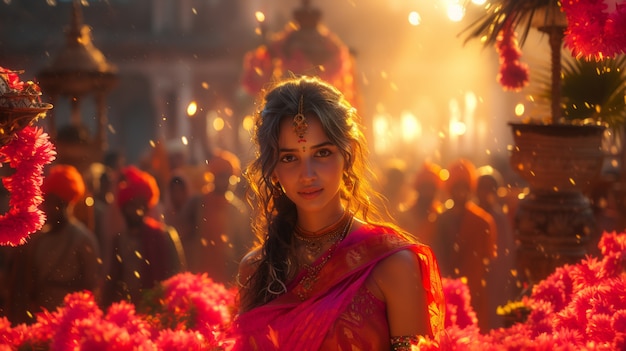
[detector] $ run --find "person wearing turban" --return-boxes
[398,161,444,248]
[178,149,253,283]
[433,158,498,332]
[103,166,186,306]
[4,164,102,324]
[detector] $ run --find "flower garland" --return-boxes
[561,0,626,60]
[496,22,530,91]
[0,126,56,246]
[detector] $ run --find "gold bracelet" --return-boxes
[390,336,419,351]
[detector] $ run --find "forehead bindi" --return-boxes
[279,116,328,151]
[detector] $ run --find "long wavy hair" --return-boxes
[240,75,397,311]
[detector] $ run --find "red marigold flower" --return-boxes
[442,277,477,329]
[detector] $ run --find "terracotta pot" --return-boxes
[508,123,606,284]
[509,123,605,193]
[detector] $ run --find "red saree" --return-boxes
[232,224,446,350]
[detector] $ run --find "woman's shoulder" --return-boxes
[350,219,415,244]
[352,218,398,234]
[373,249,421,278]
[352,220,432,272]
[368,246,424,303]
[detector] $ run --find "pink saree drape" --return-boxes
[232,224,446,351]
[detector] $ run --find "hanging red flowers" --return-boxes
[0,126,56,246]
[496,23,530,91]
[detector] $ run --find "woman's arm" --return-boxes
[371,249,430,337]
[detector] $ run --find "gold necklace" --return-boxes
[294,215,353,301]
[294,211,352,256]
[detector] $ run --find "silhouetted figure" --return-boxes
[4,165,101,324]
[398,161,443,247]
[162,175,191,237]
[476,166,516,329]
[179,150,253,284]
[93,151,127,278]
[103,166,185,306]
[379,159,408,219]
[433,158,498,332]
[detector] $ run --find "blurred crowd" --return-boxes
[0,143,620,331]
[376,157,620,331]
[0,145,255,325]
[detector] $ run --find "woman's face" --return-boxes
[273,115,345,216]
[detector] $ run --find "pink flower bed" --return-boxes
[1,273,237,350]
[2,232,625,350]
[439,231,626,350]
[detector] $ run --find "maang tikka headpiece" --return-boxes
[292,94,308,144]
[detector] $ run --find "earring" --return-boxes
[271,182,284,199]
[343,172,354,192]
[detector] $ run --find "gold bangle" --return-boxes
[390,336,419,351]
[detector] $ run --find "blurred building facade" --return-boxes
[0,0,257,165]
[0,0,514,177]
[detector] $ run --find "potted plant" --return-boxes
[555,55,626,131]
[461,0,626,285]
[462,0,626,111]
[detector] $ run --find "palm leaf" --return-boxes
[461,0,560,46]
[560,55,626,131]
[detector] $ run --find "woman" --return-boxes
[234,76,446,350]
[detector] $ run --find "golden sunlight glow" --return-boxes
[225,191,234,202]
[187,101,198,117]
[447,3,465,22]
[465,91,478,112]
[450,121,467,136]
[373,114,391,155]
[440,168,450,181]
[229,175,240,186]
[255,11,265,23]
[408,11,422,26]
[400,111,421,143]
[213,117,225,131]
[515,103,525,117]
[85,196,94,207]
[373,116,390,135]
[242,115,254,131]
[471,0,487,5]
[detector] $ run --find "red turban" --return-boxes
[117,166,160,209]
[42,164,85,204]
[445,158,477,192]
[414,161,442,189]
